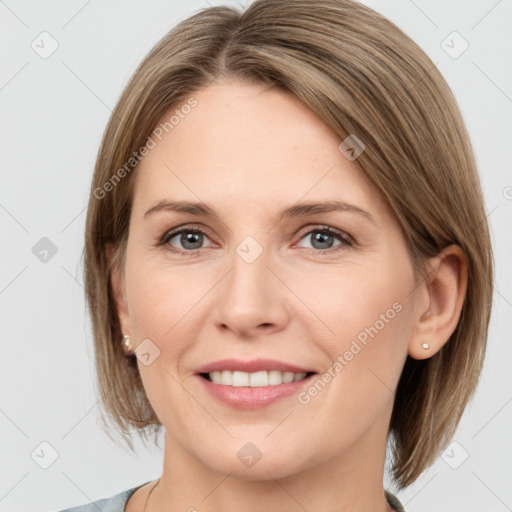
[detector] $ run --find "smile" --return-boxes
[194,358,318,409]
[202,370,314,387]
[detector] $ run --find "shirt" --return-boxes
[54,482,406,511]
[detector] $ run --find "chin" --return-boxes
[211,457,304,481]
[194,437,312,481]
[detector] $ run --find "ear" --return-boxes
[408,244,468,360]
[105,243,132,341]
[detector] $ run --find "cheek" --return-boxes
[296,258,411,339]
[124,252,200,349]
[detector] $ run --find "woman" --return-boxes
[57,0,493,510]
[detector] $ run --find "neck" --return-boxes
[147,409,394,512]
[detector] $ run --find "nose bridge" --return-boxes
[213,233,289,335]
[226,234,274,309]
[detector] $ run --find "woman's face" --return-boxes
[113,80,427,479]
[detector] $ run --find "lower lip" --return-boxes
[196,374,315,409]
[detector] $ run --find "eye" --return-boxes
[295,226,353,254]
[159,225,213,255]
[158,224,354,256]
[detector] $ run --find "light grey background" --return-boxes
[1,1,511,511]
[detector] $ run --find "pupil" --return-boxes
[312,232,333,249]
[182,232,202,250]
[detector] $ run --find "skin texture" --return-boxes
[110,80,467,512]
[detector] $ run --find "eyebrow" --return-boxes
[143,199,376,224]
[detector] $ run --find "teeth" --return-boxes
[249,371,268,387]
[208,370,308,387]
[232,371,249,386]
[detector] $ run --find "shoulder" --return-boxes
[53,483,149,512]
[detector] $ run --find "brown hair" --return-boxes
[83,0,493,489]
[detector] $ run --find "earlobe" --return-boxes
[408,245,468,360]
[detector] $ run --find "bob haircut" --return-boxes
[83,0,493,490]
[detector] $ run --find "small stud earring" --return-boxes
[421,342,430,350]
[122,334,134,353]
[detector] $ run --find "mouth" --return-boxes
[199,370,316,387]
[194,358,318,409]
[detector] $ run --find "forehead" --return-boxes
[132,81,385,221]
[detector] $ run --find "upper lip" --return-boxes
[195,358,315,374]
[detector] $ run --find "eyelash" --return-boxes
[157,224,354,257]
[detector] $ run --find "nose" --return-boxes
[212,242,290,339]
